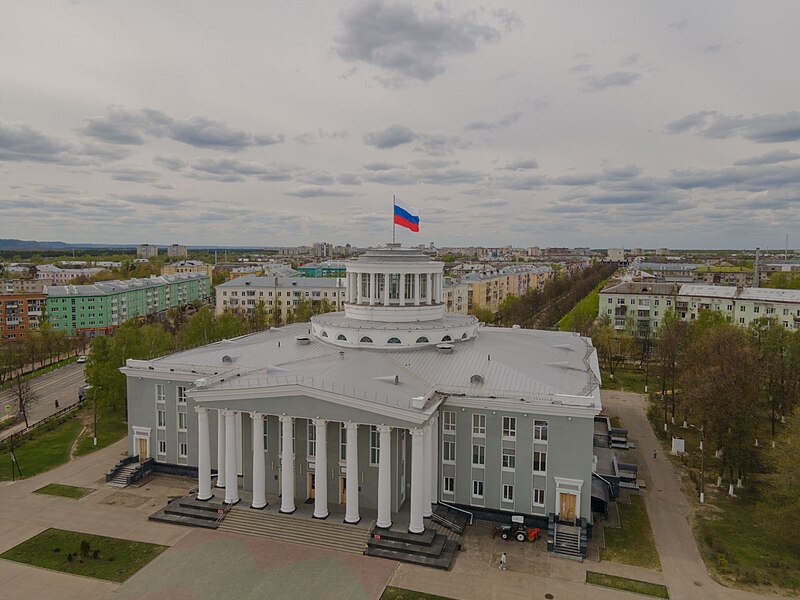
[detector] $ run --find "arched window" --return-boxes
[336,334,347,341]
[461,332,468,339]
[360,336,373,343]
[441,335,452,342]
[415,336,429,344]
[387,337,402,344]
[321,331,328,338]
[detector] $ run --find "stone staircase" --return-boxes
[106,462,140,487]
[150,495,227,529]
[429,504,468,535]
[551,522,583,561]
[365,527,459,570]
[218,508,369,555]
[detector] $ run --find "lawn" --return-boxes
[586,571,669,598]
[34,483,94,499]
[0,417,82,481]
[601,495,661,570]
[0,528,167,583]
[380,588,454,600]
[558,279,607,332]
[600,366,649,393]
[74,406,128,457]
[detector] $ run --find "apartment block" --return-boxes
[137,244,159,259]
[215,276,346,321]
[162,260,213,278]
[167,244,188,258]
[0,293,46,340]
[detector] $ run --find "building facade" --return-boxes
[0,293,46,340]
[167,244,188,258]
[123,245,602,537]
[137,244,159,259]
[46,273,210,336]
[162,260,213,278]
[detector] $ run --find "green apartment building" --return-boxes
[45,273,210,336]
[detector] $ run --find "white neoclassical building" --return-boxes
[123,244,602,543]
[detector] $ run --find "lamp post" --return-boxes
[93,386,98,446]
[689,423,705,503]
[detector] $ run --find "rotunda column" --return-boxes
[344,423,360,524]
[370,273,376,306]
[384,273,390,306]
[427,273,433,305]
[414,273,420,306]
[251,412,267,509]
[357,272,363,304]
[224,409,239,505]
[399,272,406,306]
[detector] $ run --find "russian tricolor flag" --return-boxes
[393,198,420,232]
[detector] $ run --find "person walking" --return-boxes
[653,449,657,460]
[499,552,507,570]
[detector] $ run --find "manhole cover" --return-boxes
[545,595,554,599]
[694,581,703,586]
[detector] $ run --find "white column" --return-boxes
[235,411,243,476]
[357,272,363,304]
[423,420,433,517]
[399,272,406,306]
[384,273,390,306]
[251,413,267,509]
[195,406,212,501]
[312,419,329,519]
[439,274,444,306]
[430,414,439,504]
[427,273,433,305]
[279,415,296,513]
[376,425,393,529]
[224,409,239,504]
[409,428,426,534]
[344,422,360,524]
[216,410,226,488]
[369,273,376,306]
[414,273,420,306]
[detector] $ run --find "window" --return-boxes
[472,414,486,436]
[765,307,775,315]
[472,444,485,466]
[443,440,456,462]
[157,409,166,428]
[533,487,545,506]
[472,480,484,498]
[340,423,347,461]
[739,317,745,324]
[336,334,347,341]
[370,426,380,465]
[502,416,516,438]
[158,440,166,455]
[177,386,187,404]
[387,337,401,344]
[360,336,373,343]
[533,420,548,442]
[502,447,515,470]
[178,412,187,430]
[753,306,760,313]
[442,335,452,342]
[155,384,165,403]
[443,411,456,432]
[740,305,746,312]
[607,298,612,304]
[443,476,455,494]
[533,450,547,473]
[179,442,188,458]
[416,336,429,343]
[307,422,316,457]
[502,484,514,503]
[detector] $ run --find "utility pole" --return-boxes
[93,387,98,446]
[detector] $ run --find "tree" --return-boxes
[470,306,495,324]
[497,295,521,326]
[214,312,247,340]
[180,306,216,349]
[654,309,690,423]
[592,322,634,379]
[771,408,800,542]
[249,301,271,331]
[12,376,37,428]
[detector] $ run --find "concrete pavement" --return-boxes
[0,362,86,441]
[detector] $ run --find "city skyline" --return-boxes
[2,1,800,249]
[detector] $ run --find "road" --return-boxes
[0,362,86,441]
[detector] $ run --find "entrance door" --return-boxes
[340,476,347,504]
[399,431,406,503]
[137,437,148,460]
[559,493,577,521]
[308,472,316,500]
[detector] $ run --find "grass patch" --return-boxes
[558,279,607,332]
[0,528,166,583]
[380,587,455,600]
[601,366,649,393]
[586,571,669,598]
[33,483,93,499]
[601,495,661,570]
[74,406,127,457]
[0,417,82,481]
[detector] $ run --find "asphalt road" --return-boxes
[0,362,86,441]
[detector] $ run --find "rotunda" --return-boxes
[311,244,479,349]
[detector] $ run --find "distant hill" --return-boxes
[0,239,277,251]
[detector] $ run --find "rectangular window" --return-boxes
[442,411,456,432]
[340,423,347,461]
[158,440,166,455]
[178,412,187,430]
[502,416,516,439]
[472,444,485,466]
[533,420,548,442]
[502,447,515,470]
[370,426,380,466]
[472,414,486,436]
[307,421,316,458]
[472,480,484,498]
[443,440,456,462]
[179,442,188,457]
[443,476,455,494]
[533,487,545,506]
[155,384,165,403]
[739,317,745,324]
[753,306,760,313]
[157,409,166,428]
[502,484,514,503]
[533,450,547,473]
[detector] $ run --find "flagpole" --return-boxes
[392,194,396,244]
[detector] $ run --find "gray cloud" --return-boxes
[668,18,688,30]
[187,158,296,183]
[104,166,161,183]
[116,194,189,207]
[568,63,592,74]
[471,198,508,208]
[296,171,336,185]
[294,129,349,145]
[621,52,640,66]
[665,110,800,143]
[734,149,800,166]
[79,143,131,161]
[153,155,187,171]
[335,0,517,82]
[413,133,471,156]
[0,122,74,164]
[363,161,398,171]
[285,185,357,198]
[363,124,418,148]
[336,173,363,185]
[583,71,641,92]
[465,111,523,131]
[501,159,538,171]
[81,106,283,150]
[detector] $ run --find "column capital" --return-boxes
[194,405,208,415]
[250,411,265,421]
[278,414,294,424]
[344,421,359,430]
[376,425,392,433]
[311,418,328,427]
[221,408,236,417]
[409,427,424,437]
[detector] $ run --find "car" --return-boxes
[79,384,93,402]
[77,356,88,364]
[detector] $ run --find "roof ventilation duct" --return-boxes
[436,343,454,354]
[296,336,311,345]
[222,355,233,363]
[470,374,484,385]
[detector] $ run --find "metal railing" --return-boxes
[0,402,84,446]
[106,455,139,483]
[128,458,155,485]
[437,500,473,526]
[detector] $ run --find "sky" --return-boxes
[2,1,800,250]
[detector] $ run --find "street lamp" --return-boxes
[689,423,705,503]
[93,386,99,446]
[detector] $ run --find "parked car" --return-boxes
[77,355,88,364]
[79,384,93,402]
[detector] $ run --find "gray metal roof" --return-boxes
[216,275,344,289]
[45,272,208,297]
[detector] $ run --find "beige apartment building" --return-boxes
[461,265,553,313]
[162,260,213,278]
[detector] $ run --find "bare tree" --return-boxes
[13,376,37,428]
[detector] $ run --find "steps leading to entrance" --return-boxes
[552,523,583,561]
[430,505,467,534]
[107,464,139,487]
[365,523,460,570]
[149,495,226,529]
[218,508,369,555]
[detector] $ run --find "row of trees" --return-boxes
[0,323,89,387]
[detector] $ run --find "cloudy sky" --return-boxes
[2,1,800,249]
